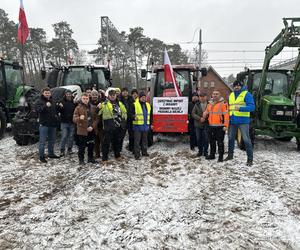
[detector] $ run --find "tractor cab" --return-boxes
[0,59,23,110]
[59,65,111,91]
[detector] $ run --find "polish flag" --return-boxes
[163,48,182,96]
[17,0,29,45]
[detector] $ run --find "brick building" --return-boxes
[197,66,232,100]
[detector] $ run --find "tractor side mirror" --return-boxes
[141,69,147,78]
[104,69,111,81]
[12,61,20,70]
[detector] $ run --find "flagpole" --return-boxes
[20,27,26,92]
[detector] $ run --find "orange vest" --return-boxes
[206,100,229,127]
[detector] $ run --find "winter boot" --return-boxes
[246,159,253,166]
[224,154,233,161]
[39,157,47,163]
[197,151,203,157]
[88,158,97,164]
[48,154,60,159]
[60,149,65,157]
[67,148,73,155]
[79,159,85,165]
[218,155,223,162]
[205,154,215,160]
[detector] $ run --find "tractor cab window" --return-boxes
[93,68,107,90]
[63,68,107,91]
[4,65,22,100]
[63,68,93,89]
[156,70,190,97]
[253,72,288,96]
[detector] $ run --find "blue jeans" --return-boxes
[60,123,75,150]
[39,125,56,158]
[228,123,253,161]
[196,127,208,155]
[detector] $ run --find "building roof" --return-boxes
[205,65,233,91]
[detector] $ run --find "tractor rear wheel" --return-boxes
[0,109,6,139]
[14,135,30,146]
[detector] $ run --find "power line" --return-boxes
[178,41,271,44]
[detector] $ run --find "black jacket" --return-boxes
[35,95,59,127]
[120,95,134,121]
[58,96,76,124]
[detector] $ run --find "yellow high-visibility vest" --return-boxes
[229,91,250,117]
[133,101,151,125]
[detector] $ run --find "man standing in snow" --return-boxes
[188,92,199,150]
[36,87,60,163]
[133,91,151,160]
[225,80,255,166]
[58,89,76,157]
[98,89,127,163]
[192,92,209,157]
[203,90,229,162]
[73,93,97,165]
[89,90,102,159]
[120,87,135,152]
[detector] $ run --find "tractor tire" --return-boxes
[14,135,30,146]
[0,109,6,139]
[277,137,293,142]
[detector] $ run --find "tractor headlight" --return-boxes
[19,96,28,107]
[285,111,293,116]
[276,110,284,116]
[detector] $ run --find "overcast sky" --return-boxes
[1,0,300,77]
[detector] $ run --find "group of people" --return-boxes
[36,79,255,166]
[188,80,255,166]
[36,87,151,165]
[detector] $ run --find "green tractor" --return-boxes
[0,58,39,141]
[236,18,300,150]
[12,64,111,145]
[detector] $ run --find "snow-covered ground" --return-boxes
[0,135,299,249]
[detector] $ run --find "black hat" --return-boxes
[199,92,207,97]
[131,88,138,95]
[139,91,146,98]
[192,92,198,97]
[121,87,128,92]
[233,80,243,87]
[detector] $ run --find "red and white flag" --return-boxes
[18,0,29,45]
[163,48,182,97]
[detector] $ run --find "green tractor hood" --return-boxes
[263,95,294,106]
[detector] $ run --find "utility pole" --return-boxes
[198,29,202,69]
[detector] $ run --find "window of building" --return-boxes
[210,81,215,88]
[203,81,208,88]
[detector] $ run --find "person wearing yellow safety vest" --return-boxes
[133,91,151,160]
[225,80,255,166]
[98,89,127,163]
